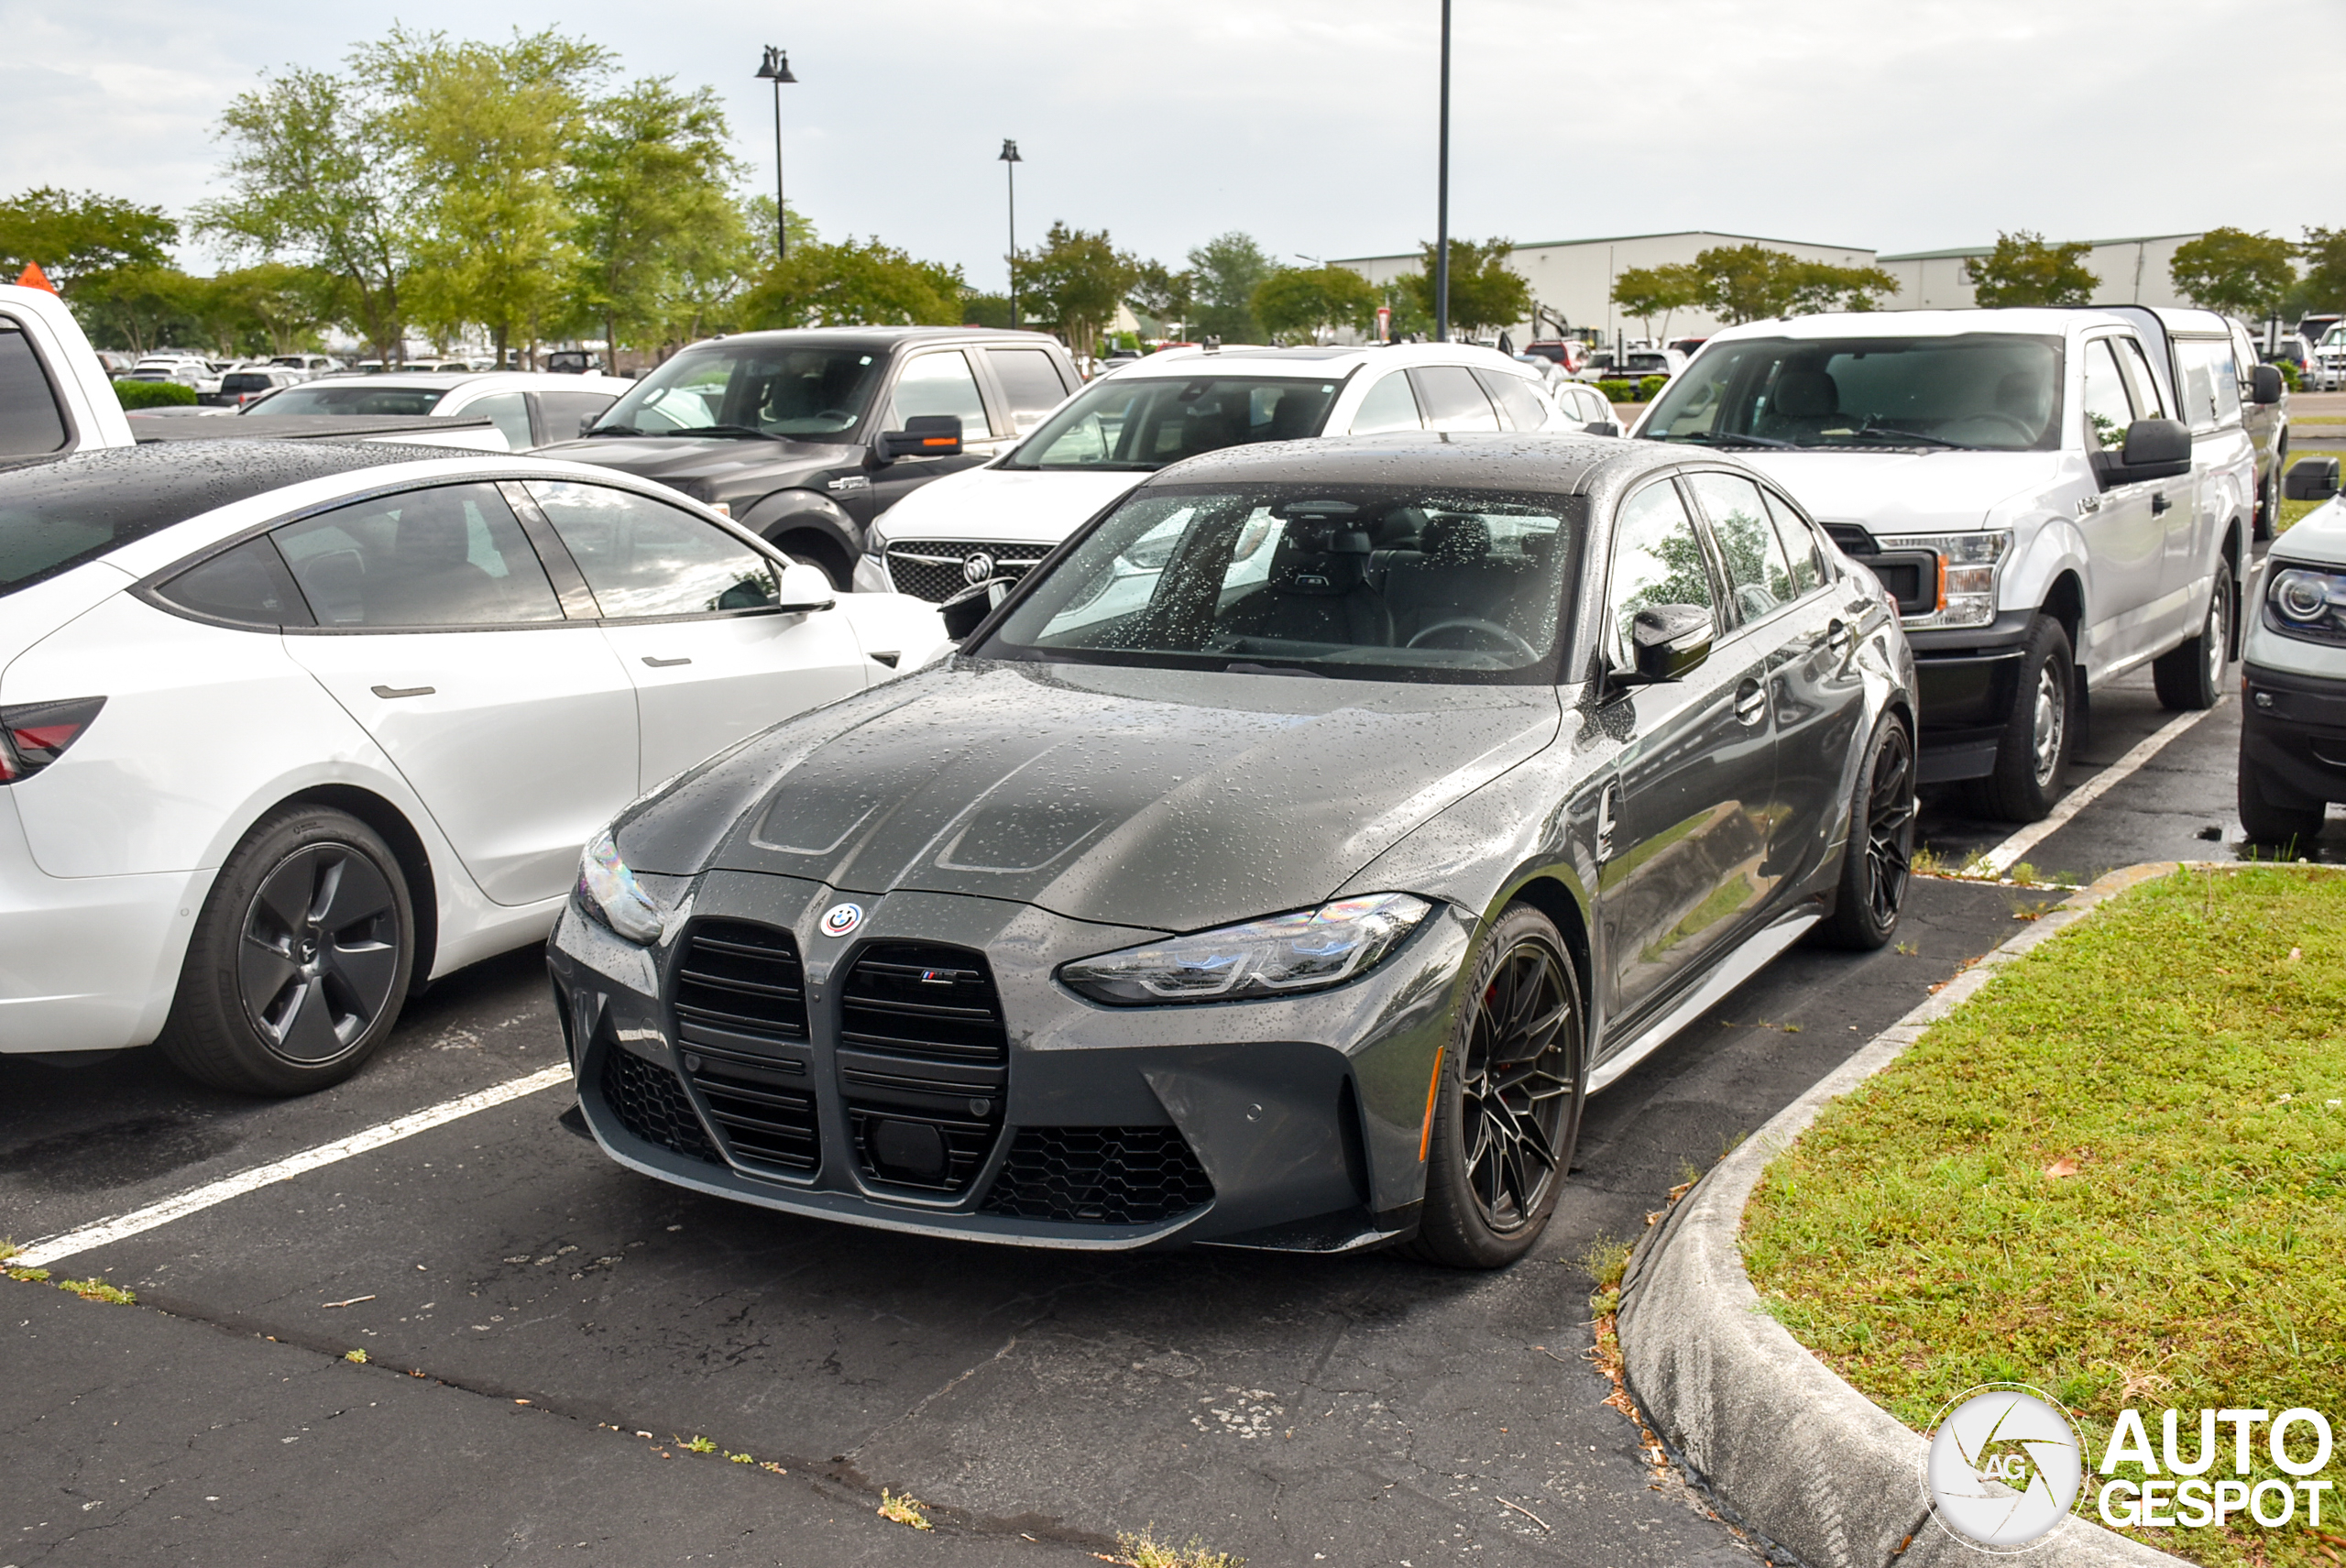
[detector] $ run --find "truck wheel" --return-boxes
[1968,615,2075,824]
[2239,761,2326,849]
[2152,572,2231,712]
[2256,438,2286,539]
[1816,714,1916,950]
[157,806,415,1096]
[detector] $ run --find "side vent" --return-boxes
[837,943,1007,1193]
[598,1048,720,1166]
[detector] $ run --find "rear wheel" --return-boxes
[1817,714,1916,950]
[2239,760,2327,850]
[1409,905,1585,1270]
[1968,615,2075,824]
[2256,438,2286,540]
[2153,572,2231,712]
[158,806,415,1096]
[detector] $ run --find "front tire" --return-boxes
[1968,614,2075,824]
[1409,905,1585,1270]
[1817,714,1916,950]
[2239,761,2326,849]
[158,806,415,1096]
[2152,572,2231,712]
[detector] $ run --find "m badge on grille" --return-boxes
[962,551,997,586]
[820,903,863,938]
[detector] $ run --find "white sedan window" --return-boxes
[526,482,778,619]
[274,483,565,628]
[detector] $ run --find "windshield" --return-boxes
[975,482,1582,685]
[589,345,885,439]
[998,375,1341,472]
[1640,333,2063,451]
[247,382,449,416]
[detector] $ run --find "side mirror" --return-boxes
[1584,420,1621,437]
[773,561,839,613]
[2250,364,2285,405]
[877,413,962,463]
[938,576,1010,641]
[2092,417,2193,488]
[1628,603,1714,683]
[2286,455,2341,501]
[577,412,597,437]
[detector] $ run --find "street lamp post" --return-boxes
[999,139,1023,329]
[1435,0,1451,344]
[754,46,797,263]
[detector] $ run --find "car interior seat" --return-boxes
[1760,367,1843,440]
[1222,519,1390,648]
[368,494,510,625]
[1383,513,1547,648]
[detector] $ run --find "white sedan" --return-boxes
[0,442,949,1093]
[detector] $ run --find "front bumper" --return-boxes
[2241,661,2346,806]
[547,870,1474,1252]
[1902,609,2037,782]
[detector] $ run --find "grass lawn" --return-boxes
[1744,866,2346,1567]
[2279,497,2327,532]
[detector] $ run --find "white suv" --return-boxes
[1635,307,2254,820]
[852,343,1565,599]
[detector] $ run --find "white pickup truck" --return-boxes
[1634,306,2266,820]
[0,282,135,464]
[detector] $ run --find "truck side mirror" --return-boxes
[2093,417,2193,488]
[1628,603,1715,683]
[876,413,962,463]
[2286,456,2341,502]
[2250,364,2285,405]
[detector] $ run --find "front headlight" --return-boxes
[2265,565,2346,646]
[576,829,670,944]
[1059,894,1432,1006]
[1879,530,2009,630]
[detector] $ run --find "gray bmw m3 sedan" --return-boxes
[548,433,1917,1267]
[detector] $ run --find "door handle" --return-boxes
[2151,492,2172,515]
[1825,618,1854,654]
[369,684,434,699]
[1733,679,1767,726]
[641,656,692,668]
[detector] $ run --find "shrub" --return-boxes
[2276,358,2303,392]
[1595,378,1637,403]
[115,378,196,409]
[1637,375,1668,400]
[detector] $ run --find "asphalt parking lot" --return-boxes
[5,604,2320,1568]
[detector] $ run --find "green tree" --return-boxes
[961,291,1014,329]
[1609,262,1705,338]
[1013,222,1137,359]
[200,62,421,366]
[363,27,613,367]
[567,76,746,365]
[1962,231,2098,308]
[1186,232,1273,344]
[2297,227,2346,318]
[1252,264,1378,342]
[1124,258,1196,336]
[1399,238,1532,338]
[205,262,343,355]
[1689,245,1899,324]
[2167,228,2297,321]
[73,266,207,355]
[741,235,966,330]
[0,187,177,295]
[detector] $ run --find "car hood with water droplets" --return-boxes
[618,660,1561,934]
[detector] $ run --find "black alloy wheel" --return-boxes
[159,806,416,1095]
[1409,904,1585,1269]
[1818,715,1917,949]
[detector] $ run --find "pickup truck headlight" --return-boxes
[2265,565,2346,646]
[576,829,670,944]
[1878,530,2009,630]
[1059,894,1431,1005]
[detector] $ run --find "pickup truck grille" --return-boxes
[837,943,1007,1192]
[882,541,1051,603]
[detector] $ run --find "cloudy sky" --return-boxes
[5,0,2341,288]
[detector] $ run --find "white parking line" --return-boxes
[1971,706,2216,878]
[11,1064,572,1269]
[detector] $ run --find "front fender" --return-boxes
[738,488,860,557]
[2001,513,2090,629]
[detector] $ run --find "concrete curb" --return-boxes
[1615,862,2199,1568]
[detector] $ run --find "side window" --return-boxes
[1409,366,1500,432]
[2080,339,2134,452]
[465,390,535,452]
[156,536,316,628]
[273,483,565,629]
[1760,489,1826,595]
[2114,337,2169,421]
[524,481,778,619]
[1606,480,1715,669]
[1348,372,1421,434]
[2175,340,2239,432]
[887,351,990,436]
[1473,368,1549,431]
[536,389,616,444]
[0,323,69,459]
[986,347,1071,431]
[1688,471,1794,621]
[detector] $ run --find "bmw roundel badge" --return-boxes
[820,902,864,938]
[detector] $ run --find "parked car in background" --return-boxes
[125,355,223,396]
[241,371,635,453]
[536,327,1084,590]
[1669,337,1709,359]
[0,441,951,1092]
[268,354,343,375]
[0,282,136,464]
[554,433,1914,1266]
[1570,347,1617,383]
[2309,323,2346,393]
[2239,462,2345,845]
[206,367,308,408]
[1524,339,1586,375]
[94,349,138,378]
[2221,314,2292,537]
[1635,306,2250,821]
[546,349,604,375]
[1551,378,1623,435]
[1616,346,1688,383]
[855,342,1566,600]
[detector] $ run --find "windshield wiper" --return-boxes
[663,423,778,440]
[1661,431,1793,448]
[1845,425,1967,449]
[1224,661,1329,678]
[582,422,641,437]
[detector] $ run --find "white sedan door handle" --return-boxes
[370,684,434,699]
[641,656,692,668]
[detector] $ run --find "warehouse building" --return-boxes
[1875,234,2204,311]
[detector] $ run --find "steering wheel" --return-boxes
[1407,617,1540,661]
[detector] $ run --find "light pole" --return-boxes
[754,47,797,262]
[999,139,1022,329]
[1435,0,1452,343]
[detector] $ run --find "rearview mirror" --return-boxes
[938,576,1011,641]
[877,413,963,463]
[1628,603,1714,683]
[2092,417,2193,488]
[2250,364,2285,405]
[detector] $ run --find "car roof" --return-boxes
[1134,430,1690,496]
[1110,342,1536,379]
[294,370,635,393]
[679,326,1067,354]
[1705,308,2128,343]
